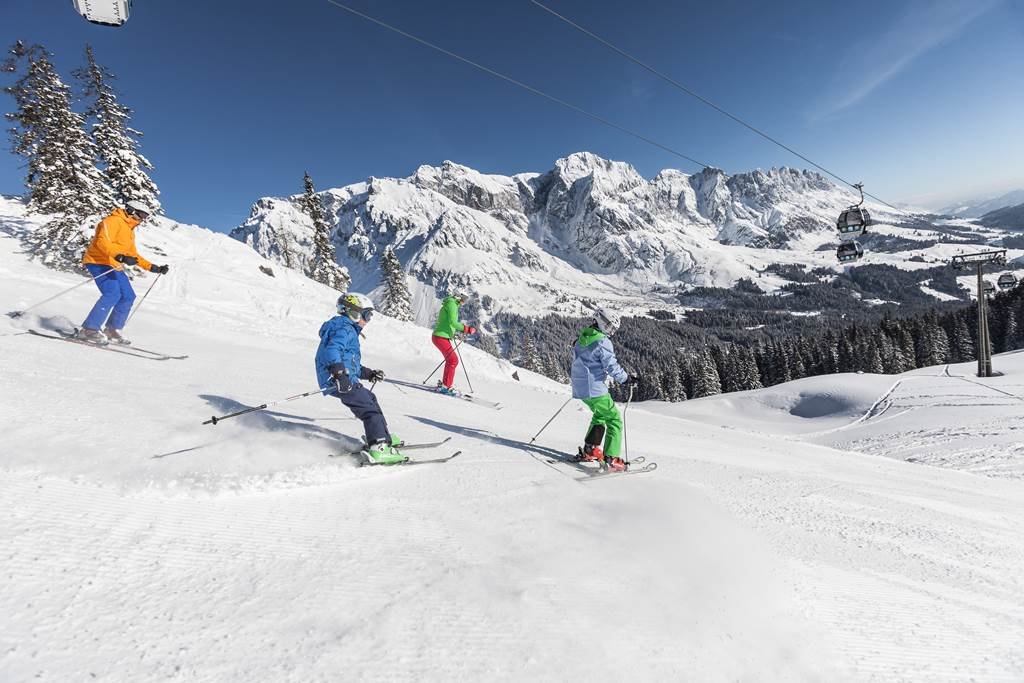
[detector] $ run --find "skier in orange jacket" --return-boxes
[79,200,168,345]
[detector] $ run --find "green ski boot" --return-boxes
[366,439,407,465]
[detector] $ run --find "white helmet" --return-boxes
[449,289,469,303]
[125,200,152,219]
[593,307,620,336]
[337,292,376,322]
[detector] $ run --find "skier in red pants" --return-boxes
[431,291,476,395]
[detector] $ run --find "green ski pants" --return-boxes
[581,393,623,457]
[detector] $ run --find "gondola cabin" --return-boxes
[998,273,1018,290]
[836,206,872,241]
[983,281,996,297]
[836,241,864,263]
[71,0,132,26]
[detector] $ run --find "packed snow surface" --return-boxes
[2,198,1023,680]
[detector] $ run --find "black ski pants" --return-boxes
[336,383,391,445]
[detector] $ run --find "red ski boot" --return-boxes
[605,457,627,472]
[576,445,605,463]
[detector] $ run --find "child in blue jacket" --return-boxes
[315,293,404,464]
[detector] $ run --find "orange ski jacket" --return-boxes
[82,208,153,271]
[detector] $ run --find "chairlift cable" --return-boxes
[530,0,911,215]
[325,0,710,169]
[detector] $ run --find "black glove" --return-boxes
[624,375,638,386]
[361,367,385,382]
[328,363,352,393]
[150,264,169,275]
[115,254,138,266]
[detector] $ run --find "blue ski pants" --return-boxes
[334,383,391,445]
[82,264,136,331]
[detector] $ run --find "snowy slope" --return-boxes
[2,199,1023,680]
[233,153,1016,326]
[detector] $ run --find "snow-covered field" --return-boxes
[2,200,1023,680]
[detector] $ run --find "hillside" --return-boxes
[2,198,1023,680]
[232,153,1019,327]
[941,189,1024,218]
[978,202,1024,230]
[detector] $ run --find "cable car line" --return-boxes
[324,0,711,170]
[529,0,906,213]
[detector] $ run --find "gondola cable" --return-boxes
[529,0,912,215]
[324,0,711,170]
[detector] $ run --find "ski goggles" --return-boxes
[360,309,374,322]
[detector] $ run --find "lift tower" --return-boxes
[951,250,1006,377]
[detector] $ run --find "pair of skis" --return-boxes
[26,328,188,361]
[384,378,502,410]
[330,436,462,467]
[544,450,658,480]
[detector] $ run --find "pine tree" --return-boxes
[74,45,160,210]
[950,315,974,362]
[474,333,501,358]
[4,41,112,270]
[735,346,763,390]
[1002,308,1018,351]
[691,347,722,398]
[866,342,884,374]
[299,171,349,291]
[663,366,687,402]
[519,333,542,373]
[378,245,413,321]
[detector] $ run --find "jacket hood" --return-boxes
[577,326,606,347]
[113,207,142,229]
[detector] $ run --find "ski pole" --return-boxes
[454,340,475,393]
[623,384,635,463]
[529,396,574,444]
[423,338,463,385]
[203,384,331,425]
[124,273,161,326]
[7,267,115,318]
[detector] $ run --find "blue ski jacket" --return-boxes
[315,315,363,393]
[570,327,628,399]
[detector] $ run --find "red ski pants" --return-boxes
[432,335,459,388]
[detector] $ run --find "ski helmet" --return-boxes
[593,307,621,336]
[125,200,152,220]
[337,292,376,322]
[449,289,469,303]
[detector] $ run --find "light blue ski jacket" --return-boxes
[570,327,628,399]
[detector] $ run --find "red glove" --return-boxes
[464,325,477,335]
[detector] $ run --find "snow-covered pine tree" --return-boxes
[734,346,763,391]
[4,41,112,270]
[474,332,501,358]
[663,366,687,402]
[691,347,722,398]
[950,315,975,362]
[378,245,413,321]
[519,333,542,373]
[1002,308,1018,351]
[74,45,160,210]
[299,171,349,292]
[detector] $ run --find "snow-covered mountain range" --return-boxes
[231,152,1007,325]
[940,189,1024,218]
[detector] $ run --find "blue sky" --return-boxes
[3,0,1022,230]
